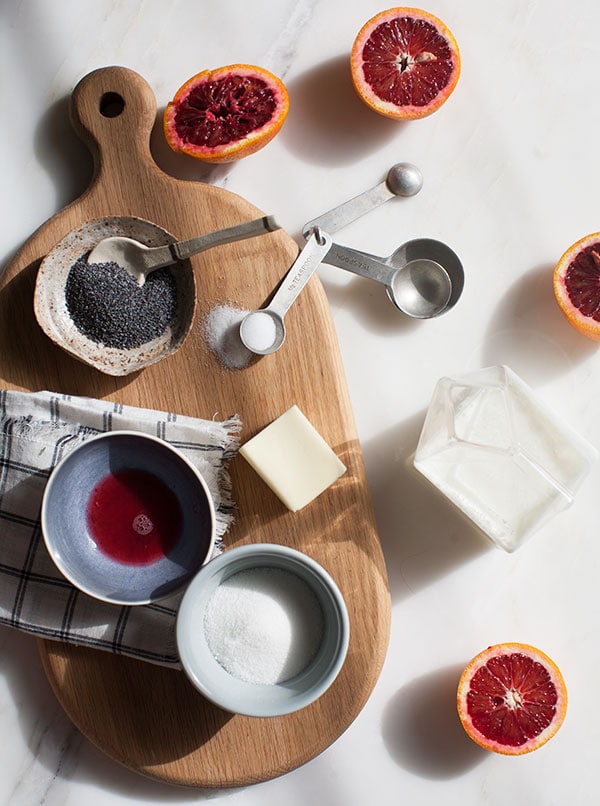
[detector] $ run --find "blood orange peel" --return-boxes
[554,232,600,340]
[163,64,289,164]
[457,643,567,756]
[350,7,460,120]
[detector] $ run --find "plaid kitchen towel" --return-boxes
[0,389,241,667]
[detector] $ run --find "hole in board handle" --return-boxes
[100,92,125,118]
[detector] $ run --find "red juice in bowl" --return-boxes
[86,469,182,565]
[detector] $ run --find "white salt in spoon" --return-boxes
[87,216,280,286]
[240,228,333,355]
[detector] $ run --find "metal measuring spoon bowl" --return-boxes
[240,229,333,355]
[386,238,464,313]
[239,310,283,356]
[389,258,452,318]
[323,237,463,319]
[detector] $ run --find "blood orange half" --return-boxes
[554,232,600,340]
[163,64,289,163]
[457,643,567,755]
[350,7,460,120]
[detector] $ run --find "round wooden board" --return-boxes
[0,67,391,787]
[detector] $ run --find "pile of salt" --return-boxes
[203,567,323,685]
[203,304,253,370]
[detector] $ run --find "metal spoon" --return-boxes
[324,238,464,318]
[302,162,423,237]
[240,229,333,355]
[87,215,280,286]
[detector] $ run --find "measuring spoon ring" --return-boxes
[240,229,333,355]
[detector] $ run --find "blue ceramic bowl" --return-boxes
[176,544,349,717]
[41,431,215,605]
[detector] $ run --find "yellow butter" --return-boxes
[239,405,347,511]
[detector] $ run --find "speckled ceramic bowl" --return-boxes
[41,431,215,605]
[34,216,196,376]
[176,543,350,717]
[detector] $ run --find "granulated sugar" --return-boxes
[204,567,323,685]
[204,304,254,370]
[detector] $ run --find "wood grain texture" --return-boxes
[0,67,391,787]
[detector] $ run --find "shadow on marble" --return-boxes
[66,737,238,802]
[482,263,596,384]
[282,54,400,167]
[381,663,486,780]
[33,96,93,213]
[362,412,492,603]
[0,628,83,774]
[319,272,420,337]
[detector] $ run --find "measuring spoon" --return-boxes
[302,162,423,237]
[325,238,464,318]
[87,215,280,285]
[240,229,333,355]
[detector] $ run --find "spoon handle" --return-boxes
[303,183,394,237]
[323,242,396,286]
[268,229,333,319]
[171,216,280,262]
[139,216,280,270]
[302,162,423,237]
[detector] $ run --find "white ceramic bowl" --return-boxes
[41,431,215,605]
[176,543,349,717]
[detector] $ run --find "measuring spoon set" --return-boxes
[302,162,463,321]
[89,161,464,357]
[239,161,464,355]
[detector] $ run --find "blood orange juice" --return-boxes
[86,468,182,565]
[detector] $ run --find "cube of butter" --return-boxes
[239,405,347,511]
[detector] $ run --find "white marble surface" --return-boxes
[1,0,600,803]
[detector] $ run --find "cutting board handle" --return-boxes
[69,66,159,183]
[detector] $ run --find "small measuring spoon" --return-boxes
[87,216,280,285]
[325,238,464,318]
[240,229,333,355]
[302,162,423,237]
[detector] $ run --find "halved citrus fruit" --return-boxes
[457,643,567,755]
[554,232,600,340]
[163,64,289,163]
[350,7,460,120]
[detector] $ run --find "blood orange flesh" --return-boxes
[554,232,600,340]
[351,7,460,120]
[164,65,289,163]
[457,643,567,755]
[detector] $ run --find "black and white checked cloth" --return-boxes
[0,389,240,667]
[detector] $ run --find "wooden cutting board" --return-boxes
[0,66,391,787]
